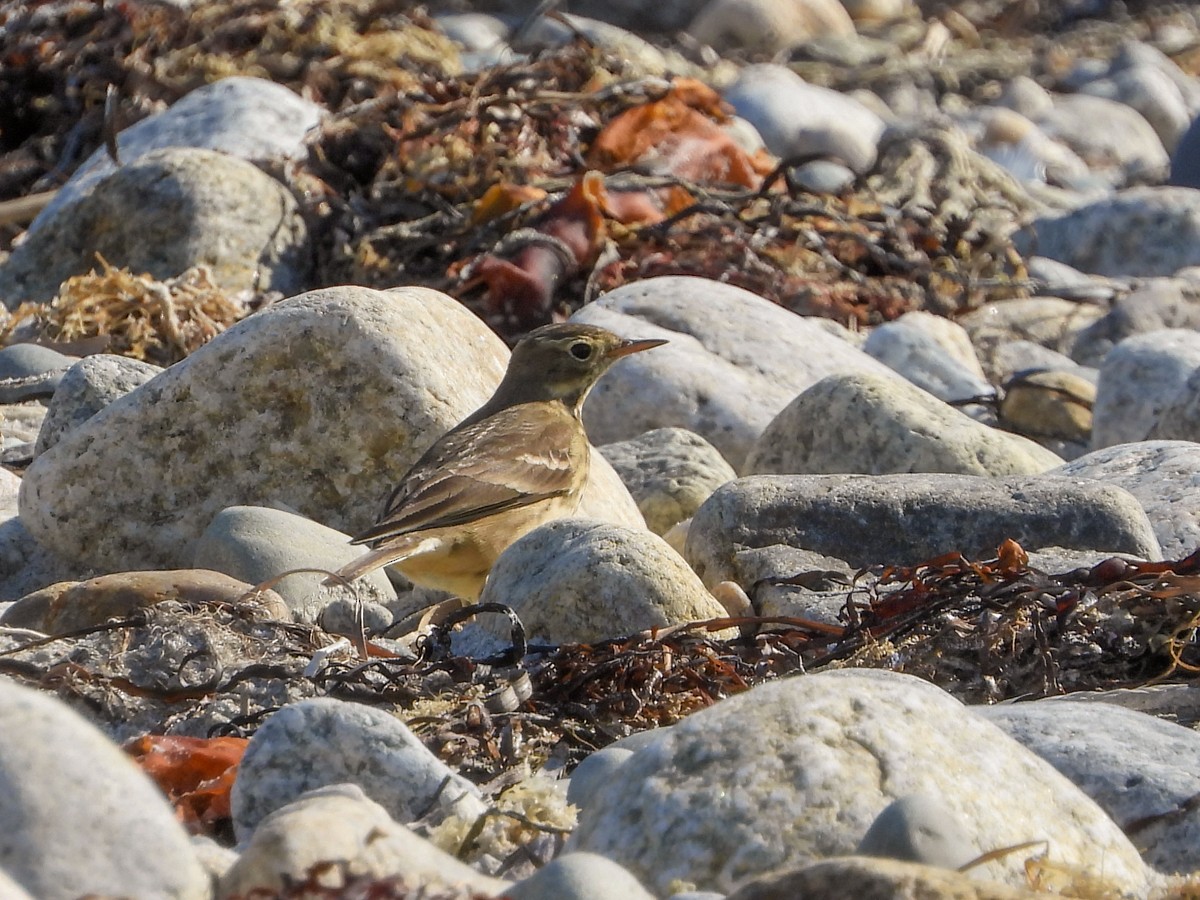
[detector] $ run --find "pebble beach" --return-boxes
[4,0,1200,897]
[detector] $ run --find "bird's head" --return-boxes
[494,322,667,412]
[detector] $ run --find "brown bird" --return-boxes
[326,322,667,600]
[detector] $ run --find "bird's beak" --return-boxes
[607,337,668,359]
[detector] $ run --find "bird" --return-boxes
[325,322,667,600]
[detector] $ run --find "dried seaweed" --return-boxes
[0,257,246,364]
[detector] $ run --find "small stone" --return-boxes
[0,344,74,382]
[856,794,976,869]
[0,680,209,899]
[598,428,736,535]
[0,147,311,307]
[686,473,1161,581]
[0,569,288,634]
[724,64,884,173]
[743,373,1060,478]
[568,748,636,812]
[219,784,507,899]
[862,311,993,404]
[231,697,486,841]
[998,369,1095,442]
[689,0,855,55]
[1091,329,1200,448]
[193,505,397,621]
[505,852,655,900]
[469,519,730,648]
[35,355,162,455]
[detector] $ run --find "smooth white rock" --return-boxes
[34,355,162,455]
[230,697,486,841]
[743,373,1060,477]
[504,852,655,900]
[567,669,1149,895]
[689,0,854,55]
[574,276,897,472]
[1092,329,1200,448]
[724,63,884,172]
[980,699,1200,874]
[219,784,507,898]
[861,311,991,404]
[0,680,208,900]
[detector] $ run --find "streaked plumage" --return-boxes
[327,322,666,599]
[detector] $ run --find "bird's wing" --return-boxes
[351,403,587,545]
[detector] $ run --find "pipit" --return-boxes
[327,322,667,599]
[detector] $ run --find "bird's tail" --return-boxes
[323,540,419,587]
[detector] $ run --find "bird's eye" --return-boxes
[570,341,593,360]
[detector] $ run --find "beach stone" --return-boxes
[468,518,729,648]
[1091,330,1200,448]
[505,852,655,900]
[34,355,162,455]
[1052,440,1200,560]
[1017,186,1200,278]
[980,699,1200,874]
[1112,41,1200,116]
[193,505,397,621]
[218,784,507,899]
[0,517,83,603]
[1070,279,1200,367]
[725,857,1040,900]
[974,109,1094,190]
[856,795,976,869]
[1026,255,1120,303]
[1149,364,1200,446]
[1170,111,1200,188]
[18,286,509,571]
[231,697,486,842]
[724,64,884,173]
[567,747,637,812]
[0,344,74,385]
[1078,63,1191,153]
[743,373,1060,478]
[0,568,288,634]
[0,468,17,517]
[861,311,992,404]
[0,146,311,307]
[688,0,854,56]
[998,369,1094,443]
[685,474,1161,582]
[1036,93,1168,184]
[840,0,915,23]
[598,428,736,535]
[31,76,322,227]
[958,298,1105,367]
[0,680,208,900]
[513,15,673,75]
[997,75,1055,120]
[568,669,1149,895]
[574,276,897,471]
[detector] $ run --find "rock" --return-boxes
[193,505,397,621]
[688,0,854,56]
[231,697,486,841]
[984,341,1094,389]
[0,147,311,307]
[598,428,736,535]
[1149,364,1200,445]
[979,699,1200,874]
[1052,440,1200,560]
[1078,63,1191,153]
[1091,329,1200,448]
[18,286,509,570]
[997,76,1055,120]
[0,569,288,634]
[1017,186,1200,278]
[724,64,884,173]
[1169,110,1200,188]
[33,76,323,226]
[1069,279,1200,367]
[0,468,17,517]
[567,669,1149,895]
[1026,255,1120,303]
[0,345,74,402]
[743,373,1060,478]
[218,784,507,899]
[958,298,1105,368]
[974,108,1094,191]
[0,868,34,900]
[0,680,208,900]
[573,276,897,471]
[998,369,1094,443]
[465,519,729,650]
[1035,93,1168,184]
[34,354,162,455]
[840,0,915,23]
[685,474,1161,582]
[724,857,1040,900]
[513,15,673,76]
[567,747,636,811]
[861,311,993,404]
[577,452,649,530]
[0,404,44,453]
[788,159,856,193]
[505,852,656,900]
[856,795,976,869]
[0,517,84,603]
